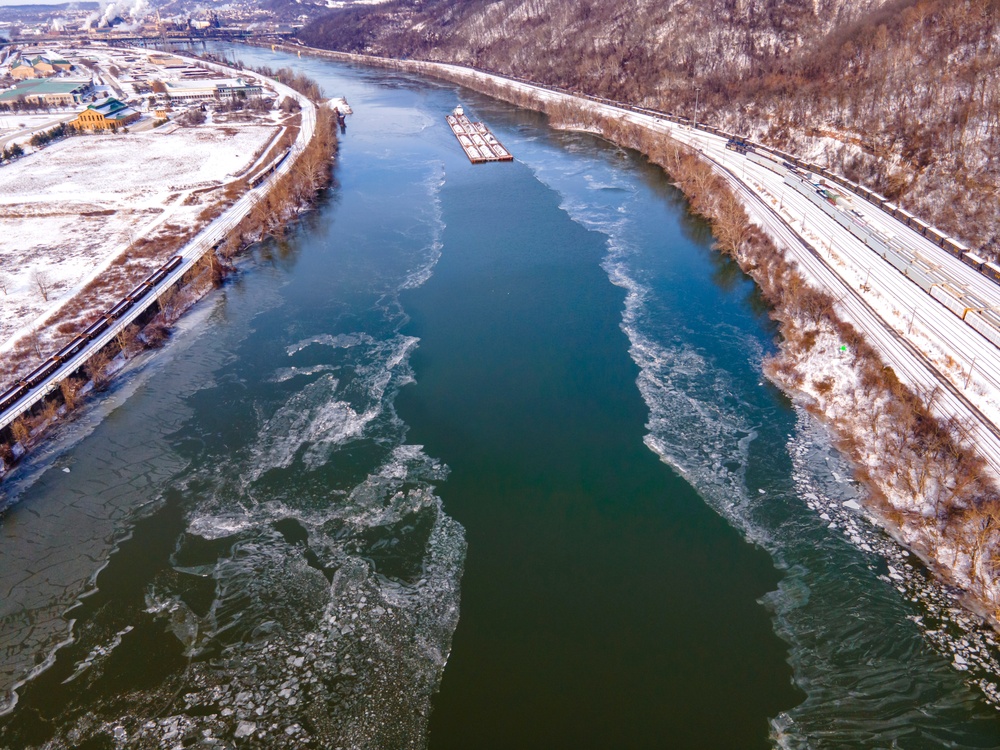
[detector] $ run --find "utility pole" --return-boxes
[965,356,977,389]
[693,86,701,130]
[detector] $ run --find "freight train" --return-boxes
[535,84,1000,344]
[0,254,184,416]
[781,170,1000,346]
[525,82,984,273]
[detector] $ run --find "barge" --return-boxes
[446,105,514,164]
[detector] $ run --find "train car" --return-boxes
[964,293,990,315]
[125,281,152,303]
[141,265,166,286]
[906,262,944,293]
[104,298,133,322]
[982,261,1000,283]
[55,336,89,362]
[820,183,851,207]
[932,284,974,319]
[868,191,887,207]
[963,251,987,271]
[966,310,1000,349]
[844,217,872,244]
[834,210,855,231]
[865,230,891,256]
[82,316,111,340]
[896,208,917,228]
[926,226,947,246]
[807,189,829,212]
[825,172,841,186]
[145,269,167,288]
[747,150,787,176]
[941,239,962,258]
[942,238,968,258]
[884,246,912,273]
[0,383,28,413]
[24,358,61,388]
[910,218,930,238]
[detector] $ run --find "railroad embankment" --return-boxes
[0,61,338,489]
[280,44,1000,634]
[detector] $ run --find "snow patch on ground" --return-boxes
[0,122,277,355]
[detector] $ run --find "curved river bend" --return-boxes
[0,47,998,749]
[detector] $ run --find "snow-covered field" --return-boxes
[0,113,74,134]
[0,120,277,354]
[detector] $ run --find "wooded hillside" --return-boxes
[300,0,1000,256]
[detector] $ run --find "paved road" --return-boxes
[0,47,318,434]
[0,112,76,149]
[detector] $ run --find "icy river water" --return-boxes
[1,47,999,749]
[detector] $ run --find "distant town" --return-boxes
[0,0,303,44]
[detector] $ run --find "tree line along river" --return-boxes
[0,45,998,749]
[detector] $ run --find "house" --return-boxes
[71,97,140,130]
[47,58,73,72]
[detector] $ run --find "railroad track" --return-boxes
[718,161,1000,474]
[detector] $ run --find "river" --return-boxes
[0,46,998,749]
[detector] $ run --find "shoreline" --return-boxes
[272,43,1000,665]
[0,47,338,493]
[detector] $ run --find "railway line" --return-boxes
[8,49,1000,479]
[422,64,1000,476]
[0,49,316,437]
[662,123,1000,474]
[723,161,1000,473]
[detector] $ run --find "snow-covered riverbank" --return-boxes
[273,41,1000,696]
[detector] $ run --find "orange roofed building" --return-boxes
[71,97,140,131]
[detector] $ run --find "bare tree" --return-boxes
[26,328,43,357]
[84,347,113,392]
[59,377,80,410]
[114,324,139,359]
[0,273,8,295]
[32,270,53,301]
[10,417,30,446]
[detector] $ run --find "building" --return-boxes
[30,58,55,76]
[0,79,92,107]
[163,77,263,102]
[46,57,73,73]
[10,61,38,80]
[7,54,73,80]
[71,97,140,130]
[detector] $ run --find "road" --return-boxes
[0,47,317,435]
[404,58,1000,477]
[637,115,1000,476]
[0,112,76,149]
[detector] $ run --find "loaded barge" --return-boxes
[446,106,514,163]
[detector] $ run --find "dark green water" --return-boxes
[0,48,998,749]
